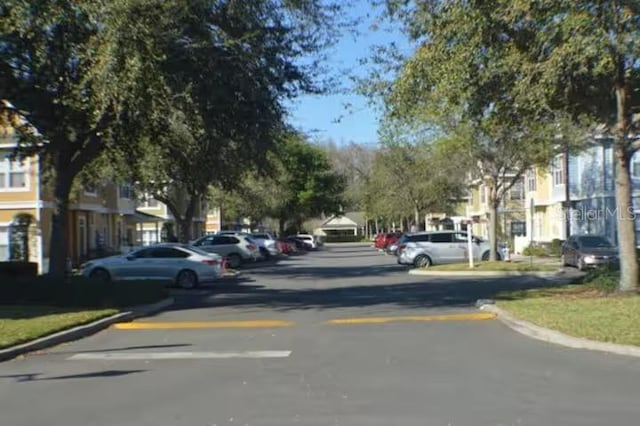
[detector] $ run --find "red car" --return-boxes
[374,232,402,250]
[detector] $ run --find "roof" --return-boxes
[320,211,366,228]
[132,210,166,223]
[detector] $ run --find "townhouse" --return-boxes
[525,137,640,248]
[465,174,527,243]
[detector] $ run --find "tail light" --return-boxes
[247,244,257,251]
[398,244,406,253]
[202,259,219,266]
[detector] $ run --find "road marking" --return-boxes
[68,351,292,360]
[112,320,295,330]
[325,312,496,325]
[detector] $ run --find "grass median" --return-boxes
[427,260,559,272]
[0,306,118,349]
[496,268,640,346]
[0,275,170,350]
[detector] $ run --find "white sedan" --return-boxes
[80,243,224,289]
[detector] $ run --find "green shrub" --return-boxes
[0,275,169,308]
[0,262,38,278]
[549,239,564,256]
[522,245,550,257]
[324,235,364,243]
[578,266,619,293]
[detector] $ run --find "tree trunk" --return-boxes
[614,110,638,291]
[48,159,74,278]
[278,216,286,236]
[179,196,197,243]
[414,203,420,230]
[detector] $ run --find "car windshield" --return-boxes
[579,236,613,248]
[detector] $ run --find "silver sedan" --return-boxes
[80,243,224,289]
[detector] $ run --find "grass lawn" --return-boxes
[427,260,558,272]
[0,306,118,349]
[497,269,640,346]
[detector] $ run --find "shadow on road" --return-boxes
[167,276,568,313]
[1,370,146,383]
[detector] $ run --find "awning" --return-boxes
[131,210,166,224]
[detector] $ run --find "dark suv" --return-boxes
[561,234,618,270]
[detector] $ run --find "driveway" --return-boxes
[1,244,639,426]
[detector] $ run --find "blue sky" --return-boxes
[286,2,412,147]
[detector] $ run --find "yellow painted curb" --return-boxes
[112,320,296,330]
[325,312,496,325]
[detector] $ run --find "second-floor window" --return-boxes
[509,180,525,200]
[553,157,565,186]
[0,157,28,190]
[632,161,640,179]
[119,184,132,199]
[480,185,486,204]
[84,183,98,196]
[527,170,536,192]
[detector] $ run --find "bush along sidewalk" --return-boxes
[0,275,170,351]
[495,267,640,347]
[426,260,559,272]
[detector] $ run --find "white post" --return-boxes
[468,224,474,269]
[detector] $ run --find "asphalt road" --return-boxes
[1,244,640,426]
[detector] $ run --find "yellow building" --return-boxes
[465,175,527,242]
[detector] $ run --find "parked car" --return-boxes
[294,234,318,250]
[191,234,260,268]
[374,232,402,250]
[276,239,295,254]
[396,231,496,268]
[250,232,281,258]
[283,236,307,251]
[562,234,618,270]
[80,243,223,289]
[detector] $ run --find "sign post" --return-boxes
[467,222,474,269]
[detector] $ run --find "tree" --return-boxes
[375,0,565,260]
[498,1,640,291]
[0,0,175,277]
[321,140,376,211]
[109,0,344,242]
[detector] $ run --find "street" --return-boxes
[1,244,640,426]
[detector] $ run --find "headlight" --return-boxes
[80,262,93,270]
[583,255,596,263]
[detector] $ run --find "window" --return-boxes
[509,180,525,200]
[553,157,565,186]
[479,185,486,203]
[0,156,28,190]
[150,247,189,258]
[119,184,132,199]
[408,234,430,242]
[527,170,536,192]
[453,232,468,243]
[83,182,98,196]
[429,233,453,243]
[632,161,640,178]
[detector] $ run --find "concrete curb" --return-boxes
[0,297,174,362]
[408,268,565,278]
[479,302,640,358]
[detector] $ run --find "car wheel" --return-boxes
[577,257,586,271]
[227,253,242,269]
[89,268,111,284]
[414,255,432,268]
[176,269,198,289]
[561,254,569,267]
[482,251,490,261]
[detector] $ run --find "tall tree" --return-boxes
[0,0,173,277]
[500,1,640,291]
[375,0,564,260]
